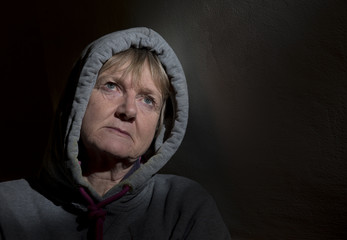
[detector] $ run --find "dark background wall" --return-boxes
[1,0,347,239]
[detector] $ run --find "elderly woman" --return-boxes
[0,27,230,240]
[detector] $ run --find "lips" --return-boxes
[105,126,131,138]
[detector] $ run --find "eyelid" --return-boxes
[141,94,157,103]
[145,95,155,105]
[141,95,163,111]
[98,76,118,84]
[105,80,123,91]
[95,76,113,88]
[106,81,118,87]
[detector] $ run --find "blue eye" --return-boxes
[105,82,117,90]
[143,96,154,105]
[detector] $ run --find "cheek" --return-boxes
[141,115,160,141]
[83,92,111,123]
[80,110,94,141]
[81,96,102,133]
[82,105,95,128]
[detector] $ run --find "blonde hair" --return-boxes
[40,50,172,177]
[99,48,170,101]
[99,48,171,130]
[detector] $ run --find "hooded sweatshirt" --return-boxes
[0,27,231,240]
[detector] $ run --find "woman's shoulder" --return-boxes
[153,174,201,185]
[151,174,213,201]
[150,174,231,239]
[0,178,31,193]
[0,179,38,211]
[0,178,48,205]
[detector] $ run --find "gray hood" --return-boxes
[41,27,188,200]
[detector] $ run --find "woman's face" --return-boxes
[80,60,163,162]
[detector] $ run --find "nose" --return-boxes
[115,94,137,122]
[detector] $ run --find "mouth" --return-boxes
[105,127,131,138]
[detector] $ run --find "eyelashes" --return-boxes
[142,95,156,106]
[105,82,119,91]
[100,81,160,110]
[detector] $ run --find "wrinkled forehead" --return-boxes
[97,59,162,96]
[97,55,168,99]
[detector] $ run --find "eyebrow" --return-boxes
[97,75,162,99]
[97,75,121,83]
[139,86,161,97]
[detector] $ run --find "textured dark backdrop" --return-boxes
[1,0,347,239]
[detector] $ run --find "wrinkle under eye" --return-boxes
[138,95,162,112]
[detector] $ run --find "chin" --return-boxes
[102,144,138,161]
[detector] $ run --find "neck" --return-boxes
[80,148,136,197]
[83,162,133,196]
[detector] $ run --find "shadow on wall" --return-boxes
[1,5,52,181]
[1,0,347,239]
[0,0,131,180]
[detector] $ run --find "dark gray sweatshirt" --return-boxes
[0,27,231,240]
